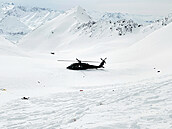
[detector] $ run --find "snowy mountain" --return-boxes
[19,6,93,51]
[0,16,30,42]
[72,19,142,38]
[19,6,172,54]
[0,2,61,43]
[88,11,162,24]
[0,3,172,129]
[0,16,172,129]
[0,3,170,44]
[19,6,139,51]
[141,13,172,34]
[85,11,172,38]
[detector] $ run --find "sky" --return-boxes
[0,0,172,16]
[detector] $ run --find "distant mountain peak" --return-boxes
[66,6,92,23]
[70,6,85,13]
[75,6,86,13]
[1,2,14,6]
[0,3,62,43]
[1,2,15,11]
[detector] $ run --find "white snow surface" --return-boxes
[0,75,172,129]
[0,35,26,56]
[0,6,172,129]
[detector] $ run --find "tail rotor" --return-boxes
[99,58,107,68]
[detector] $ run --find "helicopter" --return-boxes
[58,58,107,70]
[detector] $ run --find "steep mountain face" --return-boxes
[88,11,162,24]
[72,19,142,38]
[19,6,92,51]
[77,12,172,38]
[0,3,61,43]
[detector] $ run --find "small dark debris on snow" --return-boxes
[51,52,55,55]
[157,71,161,73]
[21,97,30,100]
[80,90,83,92]
[38,81,40,83]
[0,89,6,91]
[154,68,156,69]
[97,102,103,106]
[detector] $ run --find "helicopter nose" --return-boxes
[67,66,71,69]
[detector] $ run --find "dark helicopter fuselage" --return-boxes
[62,58,107,70]
[67,63,101,70]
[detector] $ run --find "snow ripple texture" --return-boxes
[0,76,172,129]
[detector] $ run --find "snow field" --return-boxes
[0,4,172,129]
[0,75,172,129]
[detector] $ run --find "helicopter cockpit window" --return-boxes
[70,64,79,69]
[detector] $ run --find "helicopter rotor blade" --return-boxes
[57,60,76,62]
[57,60,99,63]
[82,61,99,63]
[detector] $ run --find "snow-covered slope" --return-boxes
[19,6,92,51]
[19,6,172,53]
[18,8,172,82]
[0,35,25,56]
[0,22,172,129]
[108,23,172,78]
[19,6,146,53]
[0,4,172,129]
[0,3,61,43]
[111,23,172,61]
[1,18,172,92]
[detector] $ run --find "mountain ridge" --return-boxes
[0,2,62,43]
[0,3,171,44]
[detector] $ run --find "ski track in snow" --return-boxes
[0,76,172,129]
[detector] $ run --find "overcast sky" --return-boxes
[1,0,172,16]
